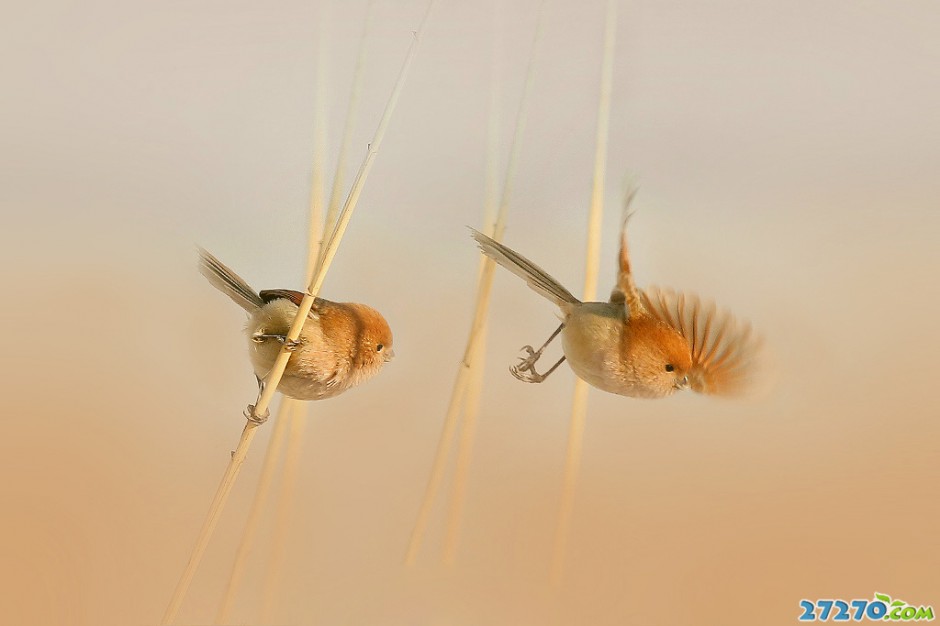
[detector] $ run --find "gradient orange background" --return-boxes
[3,1,938,624]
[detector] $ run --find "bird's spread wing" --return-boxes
[611,186,644,318]
[258,289,322,319]
[640,286,764,396]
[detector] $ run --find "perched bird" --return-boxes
[471,201,762,398]
[198,249,394,416]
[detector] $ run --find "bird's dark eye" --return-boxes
[664,364,675,372]
[376,344,384,352]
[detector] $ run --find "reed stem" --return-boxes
[441,7,503,564]
[404,0,545,567]
[161,3,433,621]
[259,401,307,623]
[214,400,292,623]
[319,1,374,270]
[551,0,617,587]
[215,6,333,619]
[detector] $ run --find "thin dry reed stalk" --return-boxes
[249,7,375,615]
[214,7,334,621]
[551,0,617,587]
[259,401,307,623]
[214,400,292,623]
[162,417,264,624]
[441,7,502,564]
[161,3,433,622]
[442,322,489,565]
[404,0,545,567]
[305,11,329,284]
[320,1,373,270]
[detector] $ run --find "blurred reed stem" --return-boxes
[442,2,502,565]
[215,1,339,620]
[551,0,617,587]
[214,400,292,623]
[320,1,374,271]
[404,0,545,567]
[260,400,307,623]
[161,2,433,621]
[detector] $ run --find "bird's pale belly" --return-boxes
[561,303,626,394]
[246,307,350,401]
[247,339,346,401]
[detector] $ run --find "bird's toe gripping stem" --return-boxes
[252,333,301,351]
[244,403,270,424]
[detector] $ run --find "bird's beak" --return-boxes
[675,375,690,391]
[384,348,395,363]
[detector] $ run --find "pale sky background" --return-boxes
[1,1,938,625]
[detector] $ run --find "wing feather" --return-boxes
[258,289,323,319]
[641,286,763,396]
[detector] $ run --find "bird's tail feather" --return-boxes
[470,229,580,307]
[198,248,264,312]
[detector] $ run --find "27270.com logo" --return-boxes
[799,593,934,622]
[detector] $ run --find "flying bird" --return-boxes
[471,196,761,398]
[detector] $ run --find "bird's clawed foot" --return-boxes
[282,338,300,352]
[244,403,270,424]
[510,346,566,384]
[510,345,546,382]
[509,323,566,383]
[252,333,301,351]
[244,375,271,424]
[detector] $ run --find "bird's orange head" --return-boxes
[621,316,694,398]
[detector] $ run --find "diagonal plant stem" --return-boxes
[259,400,307,624]
[251,4,377,620]
[404,0,545,567]
[214,3,334,620]
[319,0,374,271]
[162,417,264,624]
[161,3,435,622]
[304,3,330,285]
[442,3,502,565]
[214,399,292,623]
[551,0,617,587]
[442,321,489,565]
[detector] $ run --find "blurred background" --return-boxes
[2,0,938,624]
